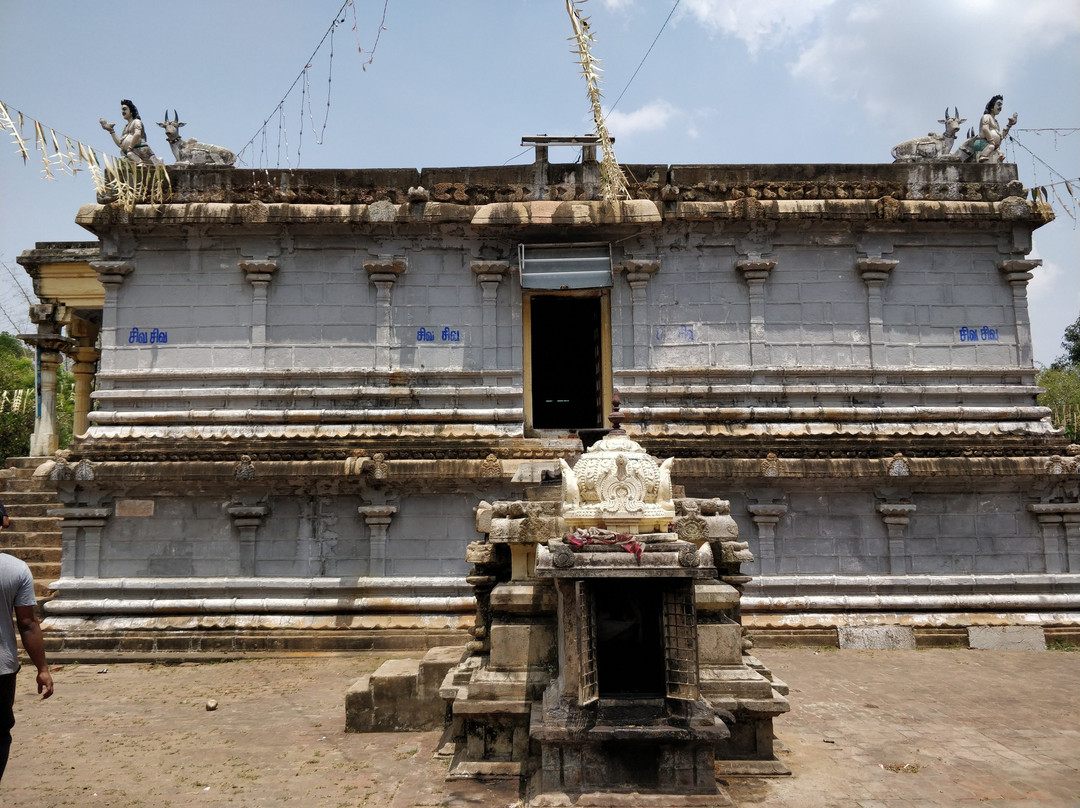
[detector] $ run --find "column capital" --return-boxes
[877,502,916,524]
[364,256,408,282]
[239,258,278,285]
[856,257,899,285]
[90,260,134,285]
[617,258,660,279]
[735,257,777,283]
[999,258,1041,286]
[747,503,788,519]
[358,504,398,521]
[471,260,510,280]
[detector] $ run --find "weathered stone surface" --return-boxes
[838,626,917,650]
[968,625,1047,650]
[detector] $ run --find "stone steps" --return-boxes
[346,645,466,732]
[2,457,63,601]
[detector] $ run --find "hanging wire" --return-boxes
[1011,133,1080,223]
[606,0,680,118]
[236,0,349,167]
[501,1,679,167]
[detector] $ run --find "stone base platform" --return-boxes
[40,626,471,655]
[524,782,735,808]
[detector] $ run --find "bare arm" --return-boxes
[14,605,53,699]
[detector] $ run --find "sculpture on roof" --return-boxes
[891,107,966,162]
[969,95,1017,163]
[99,99,161,165]
[156,110,236,166]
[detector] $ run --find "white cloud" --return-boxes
[788,0,1080,121]
[605,100,678,138]
[680,0,836,55]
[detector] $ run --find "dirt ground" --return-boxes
[2,648,1078,807]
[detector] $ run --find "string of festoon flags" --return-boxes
[0,98,170,209]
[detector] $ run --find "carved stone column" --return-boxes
[857,258,898,369]
[358,504,398,576]
[240,259,278,367]
[52,506,112,578]
[22,325,72,457]
[999,259,1040,367]
[618,259,659,368]
[747,503,787,576]
[877,502,916,575]
[91,260,133,351]
[227,504,270,576]
[736,258,776,366]
[471,260,510,370]
[68,346,101,438]
[364,257,407,370]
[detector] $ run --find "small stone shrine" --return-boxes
[441,398,789,805]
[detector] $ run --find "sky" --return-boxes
[1,0,1077,365]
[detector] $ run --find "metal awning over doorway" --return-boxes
[518,243,612,290]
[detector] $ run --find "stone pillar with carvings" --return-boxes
[877,502,916,575]
[999,259,1040,367]
[364,257,407,370]
[227,505,270,576]
[747,503,787,576]
[618,259,659,368]
[736,258,776,366]
[358,505,398,576]
[240,259,278,367]
[857,258,898,368]
[471,260,509,370]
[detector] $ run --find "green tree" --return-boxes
[1051,313,1080,370]
[1039,316,1080,441]
[0,331,35,462]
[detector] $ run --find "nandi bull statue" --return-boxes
[156,110,236,166]
[891,107,967,162]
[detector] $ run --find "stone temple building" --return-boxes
[14,138,1079,651]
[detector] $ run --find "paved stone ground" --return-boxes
[2,648,1077,807]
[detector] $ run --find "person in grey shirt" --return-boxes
[0,502,53,782]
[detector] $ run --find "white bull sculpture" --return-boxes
[156,110,236,166]
[891,108,966,162]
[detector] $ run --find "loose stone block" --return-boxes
[837,626,916,650]
[968,625,1047,651]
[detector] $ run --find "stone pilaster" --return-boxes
[240,259,278,367]
[857,258,898,369]
[358,504,398,576]
[617,259,660,368]
[999,259,1040,366]
[53,506,113,578]
[364,257,407,370]
[471,260,510,369]
[747,503,787,576]
[877,502,916,575]
[1028,503,1080,573]
[90,260,133,351]
[736,258,777,366]
[227,504,270,576]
